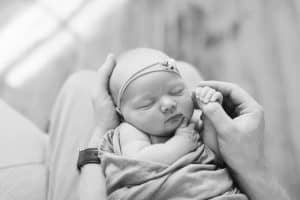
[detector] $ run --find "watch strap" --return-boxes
[77,148,101,171]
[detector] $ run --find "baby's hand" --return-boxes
[194,86,223,108]
[175,118,200,151]
[194,86,224,162]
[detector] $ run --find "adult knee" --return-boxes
[61,70,98,98]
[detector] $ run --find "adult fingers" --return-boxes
[97,54,117,87]
[197,81,260,114]
[201,102,234,135]
[94,54,117,101]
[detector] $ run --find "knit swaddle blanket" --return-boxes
[99,128,248,200]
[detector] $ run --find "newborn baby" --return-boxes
[99,48,248,200]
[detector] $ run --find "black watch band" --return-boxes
[77,148,101,172]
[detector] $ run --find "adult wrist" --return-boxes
[77,148,101,172]
[230,161,279,199]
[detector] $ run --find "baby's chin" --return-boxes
[148,130,175,139]
[147,119,185,137]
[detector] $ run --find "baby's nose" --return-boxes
[160,97,177,114]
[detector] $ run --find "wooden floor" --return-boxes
[0,0,299,198]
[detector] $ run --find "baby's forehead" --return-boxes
[117,49,169,74]
[128,71,183,91]
[123,72,184,103]
[109,48,169,102]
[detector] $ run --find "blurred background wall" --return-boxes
[0,0,299,198]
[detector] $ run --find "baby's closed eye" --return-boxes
[169,86,185,95]
[137,99,155,109]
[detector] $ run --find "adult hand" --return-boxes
[195,81,290,200]
[195,82,264,172]
[88,54,120,147]
[175,118,199,152]
[80,54,119,200]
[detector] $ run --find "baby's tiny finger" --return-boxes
[211,91,223,104]
[200,86,210,101]
[188,122,196,129]
[179,117,188,127]
[205,88,215,102]
[197,119,203,130]
[195,87,202,98]
[194,132,200,141]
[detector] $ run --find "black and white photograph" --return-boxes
[0,0,298,199]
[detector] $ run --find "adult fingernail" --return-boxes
[107,53,113,58]
[105,53,114,62]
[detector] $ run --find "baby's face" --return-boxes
[120,71,194,137]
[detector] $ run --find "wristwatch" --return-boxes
[77,148,101,172]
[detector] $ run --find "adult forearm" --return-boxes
[233,167,290,200]
[79,164,107,200]
[202,125,222,161]
[79,126,108,200]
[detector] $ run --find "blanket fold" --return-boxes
[99,129,248,200]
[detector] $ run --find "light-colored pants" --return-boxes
[47,70,100,200]
[0,71,101,200]
[0,71,100,200]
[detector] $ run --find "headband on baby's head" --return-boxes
[116,58,181,114]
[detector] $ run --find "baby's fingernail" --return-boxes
[200,98,208,104]
[105,54,116,63]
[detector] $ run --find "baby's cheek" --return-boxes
[180,96,194,119]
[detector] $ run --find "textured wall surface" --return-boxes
[0,0,299,198]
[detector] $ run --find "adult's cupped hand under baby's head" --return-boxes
[88,54,120,148]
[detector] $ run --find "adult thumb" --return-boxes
[97,54,116,85]
[201,102,234,135]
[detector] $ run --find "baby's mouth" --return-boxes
[165,114,183,123]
